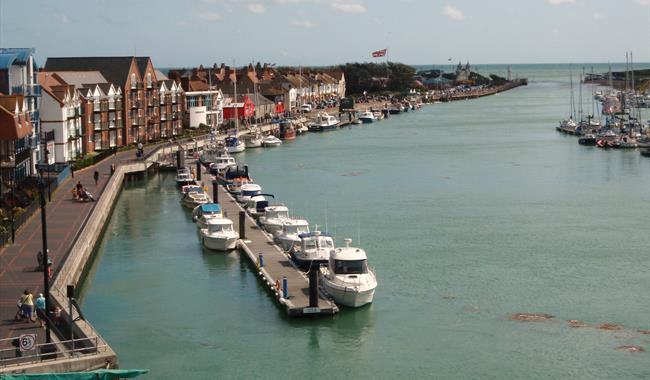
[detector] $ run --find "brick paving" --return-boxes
[0,149,143,350]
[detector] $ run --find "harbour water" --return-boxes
[80,64,649,379]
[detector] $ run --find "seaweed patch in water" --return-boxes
[566,319,587,328]
[599,323,623,331]
[508,313,554,322]
[615,345,645,353]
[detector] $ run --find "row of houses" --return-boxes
[169,63,346,128]
[0,48,346,184]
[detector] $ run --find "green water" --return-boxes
[81,65,650,379]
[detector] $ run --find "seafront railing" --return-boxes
[0,336,108,366]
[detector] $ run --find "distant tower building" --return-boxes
[507,66,512,81]
[455,60,471,83]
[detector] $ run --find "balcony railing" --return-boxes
[11,84,42,97]
[131,118,138,126]
[115,102,123,111]
[115,119,123,128]
[43,130,55,142]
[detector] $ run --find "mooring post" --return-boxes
[195,160,202,181]
[239,211,246,239]
[309,265,319,307]
[258,253,264,268]
[175,150,182,169]
[212,180,219,204]
[282,276,288,299]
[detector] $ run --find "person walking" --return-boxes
[93,170,99,185]
[35,293,46,327]
[20,290,34,323]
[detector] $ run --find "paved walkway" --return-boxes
[0,149,146,349]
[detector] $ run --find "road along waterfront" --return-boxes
[80,65,649,379]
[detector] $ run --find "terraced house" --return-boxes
[44,56,184,148]
[0,48,41,181]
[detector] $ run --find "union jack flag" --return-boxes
[372,49,387,58]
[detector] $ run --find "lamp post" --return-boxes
[9,173,15,243]
[39,177,52,343]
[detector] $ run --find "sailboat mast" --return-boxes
[569,70,575,119]
[233,60,238,132]
[578,67,584,122]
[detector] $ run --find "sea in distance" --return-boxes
[80,63,650,379]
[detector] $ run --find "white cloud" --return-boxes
[551,27,559,34]
[331,3,367,13]
[442,5,465,21]
[636,0,649,5]
[54,13,70,24]
[546,0,574,5]
[292,20,315,27]
[247,3,266,13]
[197,11,222,21]
[592,11,603,20]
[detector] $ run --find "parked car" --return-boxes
[300,104,312,113]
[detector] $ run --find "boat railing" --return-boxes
[0,335,109,365]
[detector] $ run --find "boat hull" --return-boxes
[201,235,238,251]
[359,117,375,123]
[321,280,376,307]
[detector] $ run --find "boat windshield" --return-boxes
[304,239,317,250]
[334,259,367,275]
[318,238,333,249]
[242,189,260,196]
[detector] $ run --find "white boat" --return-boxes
[208,155,237,176]
[181,188,210,209]
[192,203,223,229]
[198,218,239,251]
[175,168,194,187]
[372,110,384,120]
[243,132,263,148]
[236,183,262,203]
[359,110,376,123]
[308,112,339,131]
[263,135,283,147]
[258,205,291,234]
[320,238,377,308]
[244,195,269,218]
[273,219,310,252]
[225,176,251,195]
[225,136,246,153]
[290,231,333,269]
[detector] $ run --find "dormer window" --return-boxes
[147,73,152,88]
[131,73,137,89]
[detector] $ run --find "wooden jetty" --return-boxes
[196,163,339,317]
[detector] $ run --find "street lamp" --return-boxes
[39,177,52,343]
[9,173,15,243]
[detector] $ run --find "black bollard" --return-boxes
[175,150,182,169]
[195,160,202,181]
[239,211,246,240]
[309,265,319,308]
[212,180,219,204]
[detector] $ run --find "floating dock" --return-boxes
[197,164,339,317]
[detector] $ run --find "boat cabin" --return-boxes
[193,203,222,221]
[206,218,234,234]
[329,245,370,275]
[263,205,289,219]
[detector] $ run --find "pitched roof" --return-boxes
[45,71,108,87]
[44,57,135,86]
[155,70,169,81]
[135,57,150,77]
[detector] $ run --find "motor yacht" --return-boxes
[236,183,262,203]
[359,110,376,123]
[225,136,246,153]
[273,219,310,252]
[175,168,195,187]
[226,176,251,195]
[192,203,223,229]
[198,218,239,251]
[290,231,334,269]
[243,132,263,148]
[263,135,283,147]
[181,188,210,209]
[320,238,377,308]
[208,155,237,176]
[244,195,269,218]
[308,112,339,131]
[258,205,291,234]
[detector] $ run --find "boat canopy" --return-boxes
[200,203,221,213]
[299,232,332,239]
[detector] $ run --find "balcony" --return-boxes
[115,119,123,128]
[160,113,167,121]
[115,102,123,111]
[11,84,42,97]
[131,118,138,126]
[42,130,55,142]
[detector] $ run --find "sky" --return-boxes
[1,0,649,68]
